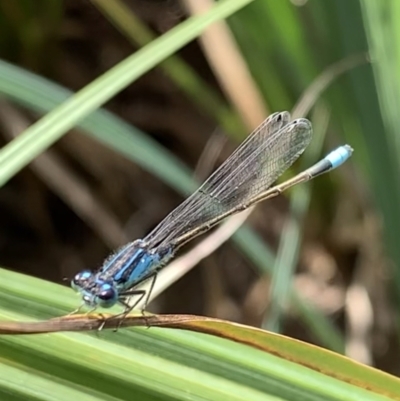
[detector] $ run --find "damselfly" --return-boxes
[71,111,353,317]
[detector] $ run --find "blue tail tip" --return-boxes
[325,144,353,169]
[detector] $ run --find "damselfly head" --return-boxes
[72,270,119,308]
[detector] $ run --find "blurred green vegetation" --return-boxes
[0,0,399,400]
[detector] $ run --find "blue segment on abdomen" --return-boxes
[324,145,353,169]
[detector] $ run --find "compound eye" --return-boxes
[71,270,93,290]
[96,283,118,307]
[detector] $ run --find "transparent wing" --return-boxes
[144,111,312,250]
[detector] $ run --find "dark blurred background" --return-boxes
[0,0,399,376]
